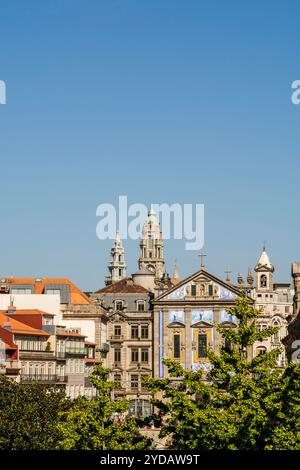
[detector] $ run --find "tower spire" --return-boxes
[172,259,180,280]
[105,232,127,286]
[138,209,166,280]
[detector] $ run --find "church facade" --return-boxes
[152,268,248,378]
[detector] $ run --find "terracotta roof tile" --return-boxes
[5,309,54,317]
[6,278,93,305]
[0,312,49,337]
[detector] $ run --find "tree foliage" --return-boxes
[0,376,67,450]
[146,296,300,450]
[58,364,151,450]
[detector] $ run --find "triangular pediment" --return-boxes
[167,321,185,328]
[156,269,244,302]
[191,320,213,328]
[255,265,273,273]
[108,311,128,322]
[219,321,237,328]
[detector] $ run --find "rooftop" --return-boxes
[95,277,149,294]
[0,277,93,305]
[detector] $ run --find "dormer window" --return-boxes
[137,300,145,311]
[46,288,61,296]
[115,300,123,311]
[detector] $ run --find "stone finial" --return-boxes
[247,268,254,287]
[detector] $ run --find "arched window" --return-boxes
[272,320,280,342]
[260,275,267,288]
[256,346,267,356]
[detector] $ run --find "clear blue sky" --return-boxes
[0,0,299,291]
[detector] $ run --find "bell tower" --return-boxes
[138,209,166,281]
[105,232,127,285]
[254,247,274,291]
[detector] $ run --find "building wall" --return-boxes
[0,294,61,322]
[94,289,153,414]
[250,284,293,366]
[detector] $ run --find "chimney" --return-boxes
[6,306,16,315]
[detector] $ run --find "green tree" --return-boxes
[146,296,300,450]
[58,364,151,450]
[0,376,67,450]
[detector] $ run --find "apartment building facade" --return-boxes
[93,278,153,417]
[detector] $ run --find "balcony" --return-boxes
[65,348,86,357]
[109,335,124,342]
[20,374,67,384]
[19,350,55,360]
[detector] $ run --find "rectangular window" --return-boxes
[224,338,231,352]
[114,325,121,337]
[141,324,149,339]
[141,348,149,363]
[191,285,196,296]
[131,325,139,339]
[114,349,121,363]
[208,284,213,296]
[46,289,61,295]
[141,374,149,391]
[173,334,181,359]
[115,301,123,311]
[131,374,139,389]
[114,373,121,387]
[198,334,207,358]
[137,301,145,311]
[131,348,139,363]
[11,288,32,294]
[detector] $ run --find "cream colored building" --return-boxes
[247,249,294,366]
[92,277,153,417]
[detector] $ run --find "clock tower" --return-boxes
[138,209,166,281]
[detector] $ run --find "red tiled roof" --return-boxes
[0,312,49,337]
[5,278,93,305]
[170,278,181,286]
[96,278,149,294]
[5,309,54,317]
[0,328,17,350]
